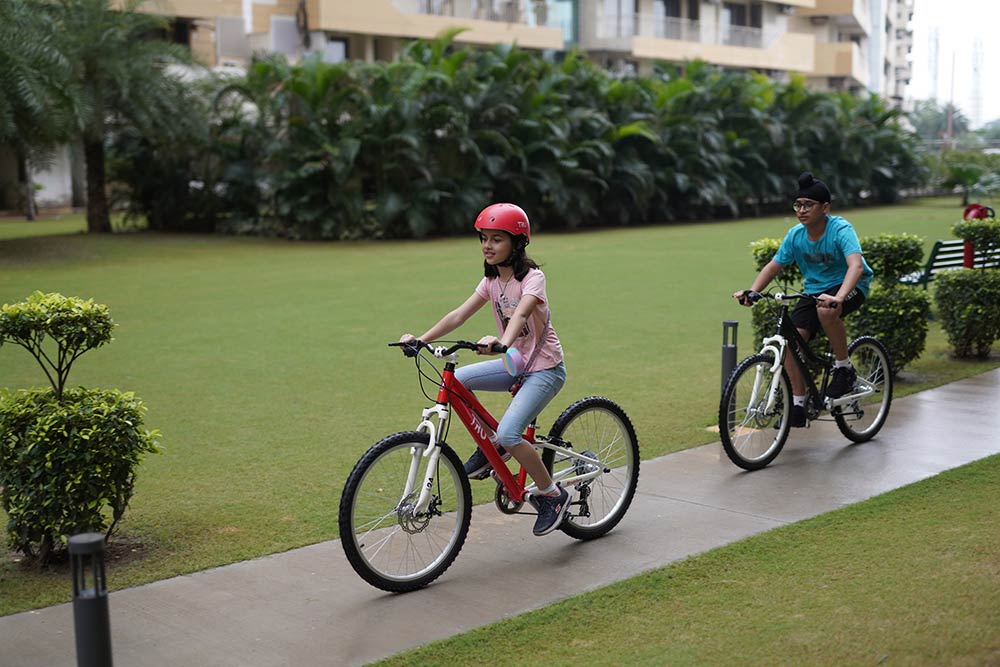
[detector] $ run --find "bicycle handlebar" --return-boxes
[388,340,507,358]
[739,290,822,306]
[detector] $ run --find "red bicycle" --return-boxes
[338,340,640,592]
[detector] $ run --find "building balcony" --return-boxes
[582,11,815,73]
[314,0,565,51]
[797,0,870,35]
[136,0,243,20]
[813,40,870,88]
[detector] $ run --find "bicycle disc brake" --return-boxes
[396,492,438,534]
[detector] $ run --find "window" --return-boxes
[723,2,762,28]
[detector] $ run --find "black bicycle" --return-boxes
[719,290,893,470]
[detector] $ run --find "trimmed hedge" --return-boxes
[934,268,1000,358]
[0,293,158,563]
[0,388,159,561]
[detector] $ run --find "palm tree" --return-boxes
[0,0,82,219]
[51,0,194,233]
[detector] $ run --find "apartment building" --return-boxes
[222,1,913,105]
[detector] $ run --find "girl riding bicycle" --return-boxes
[398,203,569,537]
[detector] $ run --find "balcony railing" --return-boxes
[596,13,771,49]
[395,0,554,27]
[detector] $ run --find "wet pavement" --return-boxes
[1,369,998,666]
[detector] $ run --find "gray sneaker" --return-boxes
[529,485,570,536]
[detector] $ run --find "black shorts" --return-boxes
[791,285,865,338]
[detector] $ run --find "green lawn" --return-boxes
[376,453,1000,667]
[0,213,88,240]
[1,196,997,616]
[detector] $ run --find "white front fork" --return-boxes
[758,336,787,414]
[402,404,450,513]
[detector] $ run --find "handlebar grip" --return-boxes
[490,342,507,354]
[388,340,423,357]
[741,290,763,305]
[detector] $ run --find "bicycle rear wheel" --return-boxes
[719,353,792,470]
[835,336,893,442]
[339,432,472,593]
[546,397,639,540]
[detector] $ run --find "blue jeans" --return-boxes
[455,360,567,447]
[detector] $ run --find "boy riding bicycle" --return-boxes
[734,172,874,427]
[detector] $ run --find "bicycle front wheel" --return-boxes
[719,353,792,470]
[835,336,893,442]
[338,432,472,593]
[547,397,639,540]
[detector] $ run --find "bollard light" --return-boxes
[69,533,113,667]
[721,320,739,394]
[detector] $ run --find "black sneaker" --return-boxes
[789,404,807,428]
[826,366,857,399]
[463,445,510,480]
[529,485,570,536]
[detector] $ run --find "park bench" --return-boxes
[899,239,1000,289]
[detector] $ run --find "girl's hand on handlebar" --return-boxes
[476,335,503,355]
[396,334,422,357]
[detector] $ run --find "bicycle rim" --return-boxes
[339,433,471,592]
[720,354,791,470]
[548,397,639,540]
[835,337,893,442]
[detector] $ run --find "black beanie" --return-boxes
[796,172,831,203]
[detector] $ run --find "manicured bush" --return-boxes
[0,388,159,561]
[0,292,158,563]
[952,218,1000,251]
[934,269,1000,358]
[859,232,924,282]
[847,284,930,373]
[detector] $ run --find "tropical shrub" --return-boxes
[0,292,158,563]
[107,35,927,240]
[934,269,1000,358]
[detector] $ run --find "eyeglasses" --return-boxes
[792,201,820,213]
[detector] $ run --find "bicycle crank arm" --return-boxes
[824,382,876,410]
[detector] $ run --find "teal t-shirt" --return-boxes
[773,215,874,296]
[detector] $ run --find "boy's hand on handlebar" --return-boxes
[816,294,842,310]
[733,290,755,306]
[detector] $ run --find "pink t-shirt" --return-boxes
[475,268,563,374]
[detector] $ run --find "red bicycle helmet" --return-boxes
[474,203,530,244]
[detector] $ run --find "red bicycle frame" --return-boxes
[436,365,534,502]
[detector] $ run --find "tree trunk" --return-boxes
[83,133,112,233]
[23,159,37,221]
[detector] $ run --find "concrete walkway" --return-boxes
[2,369,999,666]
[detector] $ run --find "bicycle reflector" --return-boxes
[503,348,525,376]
